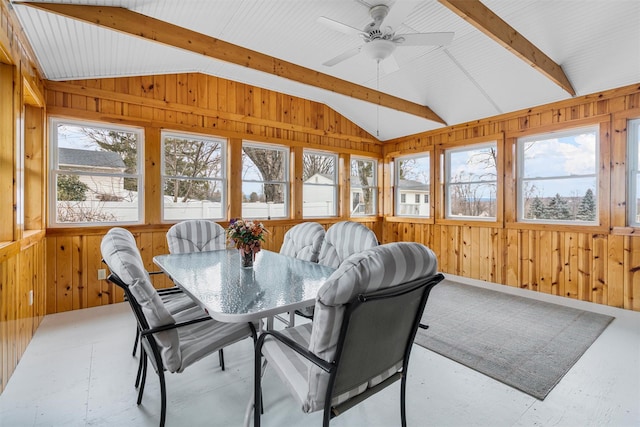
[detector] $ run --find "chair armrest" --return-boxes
[140,315,211,336]
[257,330,333,373]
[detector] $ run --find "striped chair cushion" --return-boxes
[306,242,438,412]
[261,323,367,413]
[317,221,378,269]
[167,220,227,254]
[101,228,182,372]
[280,222,325,263]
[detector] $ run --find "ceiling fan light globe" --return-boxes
[362,39,396,61]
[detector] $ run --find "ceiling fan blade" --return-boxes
[381,0,419,30]
[396,32,454,46]
[380,54,400,74]
[322,46,363,66]
[317,16,367,37]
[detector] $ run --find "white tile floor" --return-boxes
[1,275,639,427]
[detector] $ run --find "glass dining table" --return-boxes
[153,248,336,426]
[153,248,336,324]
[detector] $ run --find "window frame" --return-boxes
[160,130,227,222]
[394,152,431,218]
[49,117,144,228]
[350,156,378,217]
[627,118,640,227]
[241,141,290,220]
[301,149,338,218]
[443,141,498,221]
[516,125,600,225]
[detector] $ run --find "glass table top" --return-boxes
[153,249,336,322]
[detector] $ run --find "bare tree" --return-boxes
[303,153,334,181]
[243,146,285,203]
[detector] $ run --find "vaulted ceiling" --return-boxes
[11,0,640,141]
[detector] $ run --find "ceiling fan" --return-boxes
[318,2,454,73]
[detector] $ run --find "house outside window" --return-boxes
[444,142,497,220]
[242,142,289,219]
[628,118,640,226]
[302,150,337,217]
[49,118,143,226]
[161,131,226,221]
[518,126,599,224]
[395,153,430,217]
[350,157,377,216]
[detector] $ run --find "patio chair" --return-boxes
[166,219,228,253]
[254,242,443,426]
[280,221,325,263]
[101,227,257,427]
[166,219,229,366]
[296,221,378,319]
[103,228,202,359]
[276,222,326,327]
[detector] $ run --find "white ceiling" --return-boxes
[11,0,640,141]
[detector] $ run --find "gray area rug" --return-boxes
[414,280,614,400]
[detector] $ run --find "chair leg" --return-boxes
[137,352,148,405]
[400,373,407,427]
[158,369,167,427]
[254,348,262,427]
[132,328,140,357]
[322,405,331,427]
[218,349,225,371]
[135,353,144,388]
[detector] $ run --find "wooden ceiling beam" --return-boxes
[22,2,446,124]
[439,0,576,96]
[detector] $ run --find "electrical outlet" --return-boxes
[29,290,33,306]
[98,269,107,280]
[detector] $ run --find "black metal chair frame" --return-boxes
[107,271,257,427]
[254,272,444,427]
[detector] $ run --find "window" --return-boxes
[628,118,640,226]
[50,119,143,226]
[445,142,497,220]
[518,126,598,223]
[395,153,430,217]
[302,150,337,217]
[350,157,377,216]
[161,131,226,221]
[242,142,289,219]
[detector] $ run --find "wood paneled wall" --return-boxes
[0,1,47,395]
[43,74,382,314]
[383,83,640,311]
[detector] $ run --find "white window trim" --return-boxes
[517,125,599,225]
[350,156,378,217]
[394,153,430,218]
[444,141,497,221]
[49,117,144,227]
[628,118,640,226]
[303,149,338,218]
[160,130,227,222]
[242,141,290,219]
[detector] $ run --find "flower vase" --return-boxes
[240,249,254,268]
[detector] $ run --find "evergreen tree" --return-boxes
[528,196,546,219]
[576,188,596,221]
[546,193,571,219]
